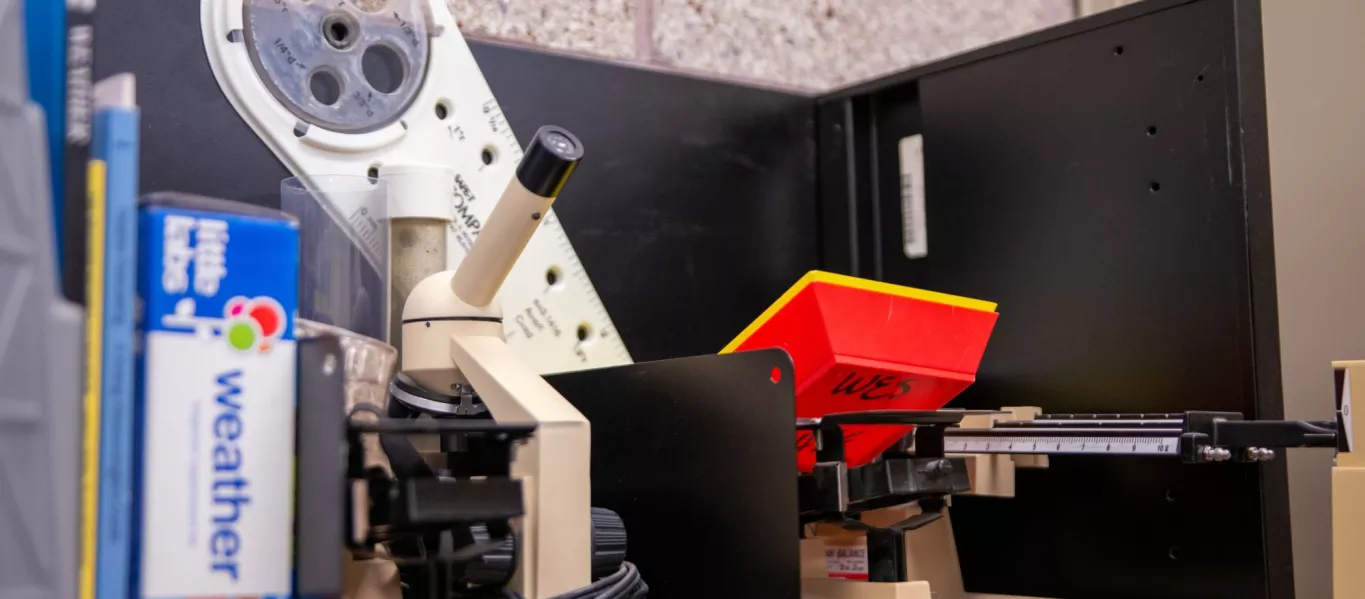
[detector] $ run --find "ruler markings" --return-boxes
[944,435,1179,456]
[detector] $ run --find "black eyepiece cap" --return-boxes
[516,125,584,198]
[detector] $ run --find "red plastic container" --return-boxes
[722,271,998,472]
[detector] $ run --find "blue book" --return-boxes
[26,0,98,304]
[136,194,299,599]
[91,73,139,599]
[23,0,66,261]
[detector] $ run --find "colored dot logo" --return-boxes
[227,321,257,351]
[223,296,287,353]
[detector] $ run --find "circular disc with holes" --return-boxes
[242,0,430,133]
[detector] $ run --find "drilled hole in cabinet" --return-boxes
[1113,45,1125,56]
[1150,181,1161,193]
[1146,125,1157,137]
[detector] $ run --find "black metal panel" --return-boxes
[824,0,1195,102]
[92,1,293,207]
[1231,2,1295,592]
[470,43,819,362]
[294,335,346,597]
[818,1,1286,597]
[816,100,856,275]
[546,349,800,599]
[817,94,885,278]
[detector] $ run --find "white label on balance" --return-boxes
[824,539,868,580]
[899,134,927,259]
[945,436,1179,456]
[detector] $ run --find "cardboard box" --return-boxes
[136,193,298,598]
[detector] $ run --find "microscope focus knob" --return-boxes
[589,507,629,580]
[466,507,629,585]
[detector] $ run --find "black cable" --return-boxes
[587,562,643,599]
[548,563,646,599]
[546,568,619,599]
[456,563,646,599]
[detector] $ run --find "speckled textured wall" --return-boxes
[448,0,1076,91]
[448,0,639,60]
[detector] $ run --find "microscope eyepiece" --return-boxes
[517,125,584,198]
[543,131,578,156]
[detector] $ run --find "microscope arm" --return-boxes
[449,332,592,598]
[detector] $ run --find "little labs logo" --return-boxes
[223,296,286,353]
[162,296,286,353]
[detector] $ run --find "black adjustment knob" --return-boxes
[464,507,628,585]
[591,507,628,580]
[925,458,954,479]
[462,525,516,586]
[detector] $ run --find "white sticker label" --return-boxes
[141,335,296,596]
[824,539,868,580]
[899,134,927,259]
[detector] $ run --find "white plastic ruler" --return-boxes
[201,0,631,373]
[944,435,1179,456]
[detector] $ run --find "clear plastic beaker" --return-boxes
[296,317,396,475]
[282,175,391,342]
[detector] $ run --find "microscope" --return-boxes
[345,126,637,599]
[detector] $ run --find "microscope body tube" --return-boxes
[453,126,583,307]
[453,178,554,307]
[381,164,454,347]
